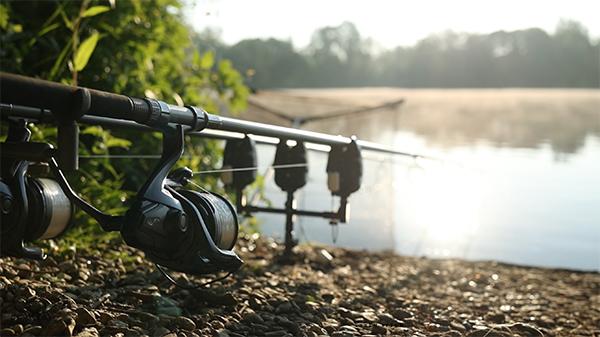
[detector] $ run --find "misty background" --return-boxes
[192,21,599,89]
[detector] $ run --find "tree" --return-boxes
[223,38,310,88]
[305,21,374,87]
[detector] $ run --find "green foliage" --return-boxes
[1,0,248,247]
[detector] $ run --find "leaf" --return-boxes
[0,4,8,30]
[200,51,214,69]
[81,126,105,137]
[74,32,100,71]
[106,137,131,149]
[81,6,110,18]
[38,22,61,37]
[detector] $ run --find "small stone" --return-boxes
[214,293,237,306]
[309,324,327,335]
[245,312,264,324]
[75,327,100,337]
[76,308,97,326]
[44,318,76,337]
[59,261,76,273]
[485,313,506,324]
[16,263,31,271]
[1,328,15,336]
[77,271,89,281]
[23,325,43,335]
[44,256,58,267]
[215,329,230,337]
[108,319,129,329]
[20,287,36,298]
[275,302,293,314]
[378,313,401,326]
[175,316,196,331]
[361,311,378,322]
[392,308,412,320]
[98,311,114,324]
[371,323,387,334]
[12,324,23,335]
[211,320,225,330]
[135,311,160,327]
[152,326,171,337]
[450,321,466,332]
[321,293,335,302]
[339,325,358,332]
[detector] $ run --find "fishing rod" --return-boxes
[247,96,405,127]
[0,72,431,285]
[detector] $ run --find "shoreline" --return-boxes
[1,234,598,337]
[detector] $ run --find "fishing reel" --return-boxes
[1,119,242,277]
[121,125,242,275]
[0,121,74,259]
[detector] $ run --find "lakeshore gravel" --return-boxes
[0,234,598,337]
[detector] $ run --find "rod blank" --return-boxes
[0,73,430,159]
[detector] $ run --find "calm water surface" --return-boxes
[246,89,600,271]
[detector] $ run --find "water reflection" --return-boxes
[248,89,600,155]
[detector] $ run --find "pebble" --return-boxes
[245,312,264,324]
[275,301,293,314]
[43,318,76,337]
[450,321,466,332]
[75,327,99,337]
[378,312,402,326]
[152,326,171,337]
[175,316,196,331]
[75,308,97,326]
[485,312,506,323]
[108,319,129,329]
[371,323,387,334]
[392,308,413,319]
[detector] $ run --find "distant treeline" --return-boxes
[193,21,600,89]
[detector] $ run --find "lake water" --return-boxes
[241,89,600,271]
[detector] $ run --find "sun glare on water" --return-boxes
[398,160,484,258]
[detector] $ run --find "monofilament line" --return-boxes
[192,163,308,175]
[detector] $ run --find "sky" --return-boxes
[186,0,600,50]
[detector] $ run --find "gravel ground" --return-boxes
[0,234,598,337]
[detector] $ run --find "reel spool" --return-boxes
[177,190,238,251]
[24,178,73,241]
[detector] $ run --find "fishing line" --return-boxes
[79,154,196,159]
[155,264,233,290]
[191,163,309,175]
[79,154,163,159]
[78,152,479,173]
[186,179,211,194]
